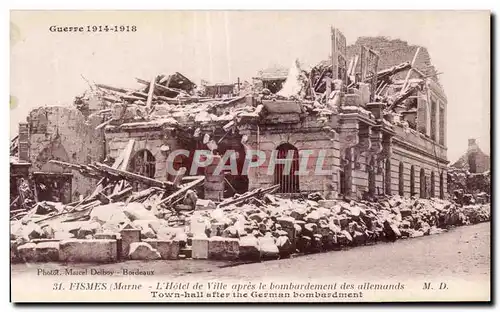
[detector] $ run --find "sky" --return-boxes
[10,10,490,163]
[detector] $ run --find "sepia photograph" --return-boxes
[9,10,491,302]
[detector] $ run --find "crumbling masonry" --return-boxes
[10,31,448,207]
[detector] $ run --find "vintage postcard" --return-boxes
[9,10,491,302]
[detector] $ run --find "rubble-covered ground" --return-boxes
[11,190,491,264]
[448,168,491,205]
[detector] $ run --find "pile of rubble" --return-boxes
[11,184,490,263]
[447,168,491,205]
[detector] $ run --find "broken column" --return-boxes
[204,155,224,202]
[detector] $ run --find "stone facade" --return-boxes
[22,106,106,202]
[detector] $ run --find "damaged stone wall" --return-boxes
[105,128,180,182]
[347,37,441,85]
[242,116,340,199]
[27,106,105,200]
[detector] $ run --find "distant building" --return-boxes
[451,139,490,173]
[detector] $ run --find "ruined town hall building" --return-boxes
[10,30,448,206]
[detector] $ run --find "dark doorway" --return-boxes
[33,172,72,204]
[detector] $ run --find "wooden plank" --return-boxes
[218,184,280,208]
[159,177,205,205]
[136,77,192,98]
[95,118,112,130]
[96,83,129,93]
[146,77,156,109]
[110,186,133,202]
[119,139,136,171]
[94,163,176,190]
[172,167,187,188]
[400,47,421,93]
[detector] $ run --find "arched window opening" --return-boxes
[274,143,300,194]
[420,168,426,198]
[130,149,156,191]
[398,162,404,196]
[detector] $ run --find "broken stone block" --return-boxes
[352,231,367,246]
[238,235,260,261]
[123,202,158,221]
[305,211,321,223]
[173,232,188,248]
[94,232,119,240]
[192,236,209,260]
[304,223,318,236]
[296,236,312,253]
[54,231,74,240]
[208,237,239,260]
[11,240,20,263]
[290,208,308,220]
[318,200,337,209]
[195,199,216,210]
[119,228,141,259]
[275,235,293,258]
[18,243,37,262]
[35,241,60,262]
[59,239,117,263]
[222,226,239,238]
[210,222,225,237]
[75,221,102,239]
[189,216,211,237]
[383,220,401,241]
[400,208,412,218]
[90,202,129,225]
[144,239,180,260]
[258,236,279,260]
[40,225,55,239]
[128,242,161,260]
[25,223,44,240]
[410,230,424,238]
[132,220,157,239]
[248,212,267,223]
[321,232,337,250]
[277,216,295,229]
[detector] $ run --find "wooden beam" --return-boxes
[159,176,205,205]
[146,77,156,109]
[172,167,187,188]
[96,83,128,93]
[218,184,280,208]
[95,119,112,130]
[400,47,421,94]
[94,162,176,190]
[119,139,135,171]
